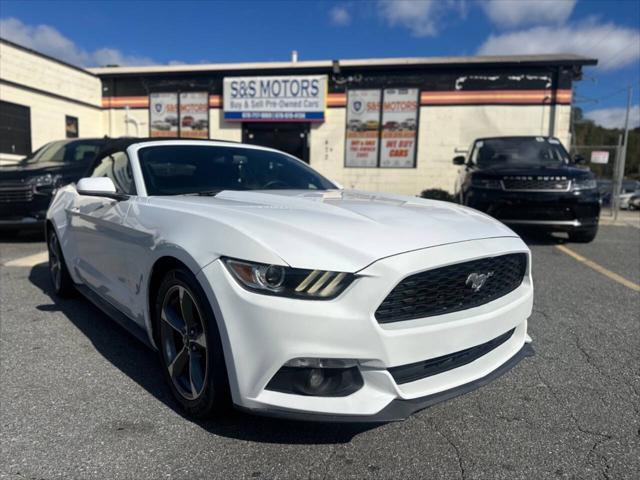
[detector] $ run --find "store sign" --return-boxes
[179,92,209,139]
[150,93,178,137]
[223,75,326,122]
[590,150,609,164]
[344,90,381,167]
[379,88,419,168]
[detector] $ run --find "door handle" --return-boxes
[69,207,80,213]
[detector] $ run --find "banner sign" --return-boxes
[590,150,609,164]
[223,75,326,122]
[379,88,419,168]
[179,92,209,139]
[149,93,178,137]
[344,90,381,167]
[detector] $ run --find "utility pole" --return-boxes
[613,85,633,221]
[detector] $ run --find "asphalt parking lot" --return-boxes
[1,223,639,480]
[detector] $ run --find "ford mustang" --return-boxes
[46,138,534,421]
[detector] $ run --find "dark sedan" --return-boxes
[0,138,108,234]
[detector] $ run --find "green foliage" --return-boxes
[573,116,640,179]
[420,188,456,202]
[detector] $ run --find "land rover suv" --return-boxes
[454,136,600,242]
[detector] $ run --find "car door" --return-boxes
[70,151,139,318]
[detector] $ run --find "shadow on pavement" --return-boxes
[509,227,568,246]
[0,230,45,244]
[28,263,379,444]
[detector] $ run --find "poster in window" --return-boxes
[179,92,209,139]
[345,90,381,167]
[379,88,419,168]
[65,116,78,138]
[149,93,179,137]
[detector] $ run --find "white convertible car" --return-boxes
[46,138,534,421]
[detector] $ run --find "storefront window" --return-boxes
[65,115,78,138]
[344,88,419,168]
[149,92,209,139]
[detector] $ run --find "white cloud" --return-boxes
[585,105,640,129]
[480,0,576,28]
[377,0,466,37]
[477,20,640,70]
[0,17,156,67]
[329,5,351,26]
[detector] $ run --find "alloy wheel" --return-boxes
[160,285,208,400]
[48,233,62,292]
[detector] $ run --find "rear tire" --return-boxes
[155,268,230,418]
[568,227,598,243]
[47,228,75,297]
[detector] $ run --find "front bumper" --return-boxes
[465,188,600,230]
[197,236,534,421]
[0,196,49,230]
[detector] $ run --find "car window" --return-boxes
[90,151,136,195]
[21,140,104,164]
[471,137,570,168]
[138,145,335,196]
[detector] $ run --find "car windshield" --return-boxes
[138,145,336,195]
[471,137,570,169]
[21,140,105,164]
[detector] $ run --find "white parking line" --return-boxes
[2,251,48,268]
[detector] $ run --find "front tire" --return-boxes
[568,227,598,243]
[47,228,75,297]
[155,268,230,418]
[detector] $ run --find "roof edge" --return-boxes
[0,37,98,78]
[89,54,598,76]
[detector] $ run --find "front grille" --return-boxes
[0,185,33,203]
[493,205,575,221]
[375,253,527,323]
[388,328,515,384]
[502,177,570,191]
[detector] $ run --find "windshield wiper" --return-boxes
[186,189,224,196]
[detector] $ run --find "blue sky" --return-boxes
[1,0,639,128]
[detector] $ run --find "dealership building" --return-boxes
[0,38,596,194]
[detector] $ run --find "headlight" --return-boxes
[572,178,597,191]
[471,177,502,189]
[28,173,62,188]
[223,258,355,299]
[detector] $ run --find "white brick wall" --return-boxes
[0,42,102,163]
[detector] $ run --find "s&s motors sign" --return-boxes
[223,75,326,122]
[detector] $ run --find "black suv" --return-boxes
[0,138,108,234]
[454,136,600,242]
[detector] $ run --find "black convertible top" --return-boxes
[94,137,241,160]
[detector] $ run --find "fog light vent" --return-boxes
[266,359,363,397]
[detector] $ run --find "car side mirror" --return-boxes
[573,154,586,165]
[76,177,128,200]
[452,155,466,166]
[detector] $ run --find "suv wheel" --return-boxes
[155,268,230,418]
[568,227,598,243]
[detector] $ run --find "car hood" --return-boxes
[0,161,80,182]
[147,190,518,272]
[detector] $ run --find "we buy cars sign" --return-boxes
[223,75,326,122]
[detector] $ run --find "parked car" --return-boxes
[191,119,208,130]
[454,136,600,242]
[364,120,379,131]
[630,194,640,210]
[46,138,534,421]
[0,138,108,234]
[347,119,363,131]
[401,118,416,131]
[383,121,400,131]
[151,120,171,131]
[181,115,194,127]
[620,190,640,210]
